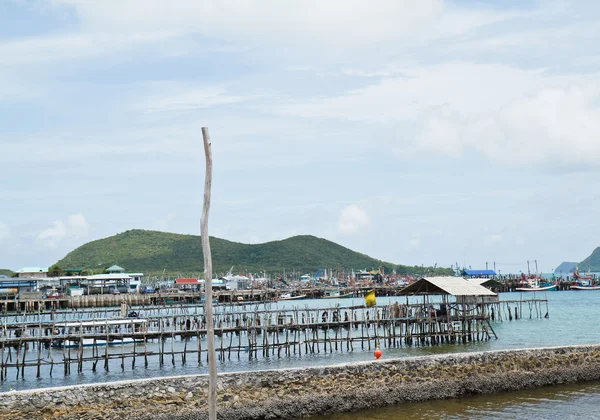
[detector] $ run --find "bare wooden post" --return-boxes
[201,127,217,420]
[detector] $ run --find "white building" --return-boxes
[16,267,49,279]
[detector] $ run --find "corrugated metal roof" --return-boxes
[399,276,497,296]
[468,278,503,287]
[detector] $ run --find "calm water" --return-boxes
[2,290,600,400]
[314,381,600,419]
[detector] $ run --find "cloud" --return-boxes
[37,214,89,248]
[0,32,176,66]
[415,83,600,167]
[47,0,521,52]
[134,85,248,113]
[0,222,9,242]
[52,1,441,42]
[338,205,370,235]
[277,62,600,168]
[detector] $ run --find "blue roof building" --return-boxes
[463,269,497,278]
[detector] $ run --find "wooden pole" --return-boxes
[201,127,217,420]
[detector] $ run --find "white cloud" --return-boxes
[53,1,441,42]
[47,0,521,51]
[338,205,370,235]
[37,214,89,248]
[277,62,600,167]
[134,85,248,113]
[278,63,573,122]
[414,83,600,166]
[0,32,176,66]
[0,222,9,242]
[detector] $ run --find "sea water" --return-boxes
[313,381,600,419]
[1,290,599,394]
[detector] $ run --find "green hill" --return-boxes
[578,248,600,272]
[0,269,14,277]
[55,229,452,277]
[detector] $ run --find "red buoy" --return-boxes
[374,348,382,360]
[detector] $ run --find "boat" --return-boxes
[278,293,306,301]
[571,284,600,290]
[570,270,600,290]
[321,290,354,299]
[51,318,148,348]
[515,277,557,292]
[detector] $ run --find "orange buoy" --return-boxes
[374,348,382,360]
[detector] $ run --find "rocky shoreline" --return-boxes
[2,345,600,419]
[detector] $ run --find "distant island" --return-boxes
[54,229,453,278]
[554,262,578,274]
[554,247,600,274]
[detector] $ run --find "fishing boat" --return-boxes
[571,284,600,290]
[570,270,600,290]
[321,290,354,299]
[515,278,557,292]
[278,293,306,301]
[51,318,148,348]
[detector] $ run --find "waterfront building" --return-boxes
[16,266,48,279]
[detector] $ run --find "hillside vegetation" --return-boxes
[578,248,600,272]
[56,229,452,277]
[0,269,14,277]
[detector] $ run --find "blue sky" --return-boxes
[1,0,600,274]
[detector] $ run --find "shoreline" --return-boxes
[3,344,600,419]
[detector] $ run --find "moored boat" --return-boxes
[571,285,600,290]
[570,270,599,290]
[278,293,306,301]
[515,278,557,292]
[321,290,354,299]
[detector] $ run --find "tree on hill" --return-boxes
[578,247,600,272]
[48,264,63,277]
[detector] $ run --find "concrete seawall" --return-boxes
[3,344,600,419]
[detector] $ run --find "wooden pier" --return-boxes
[0,295,548,381]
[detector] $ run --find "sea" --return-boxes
[3,290,600,418]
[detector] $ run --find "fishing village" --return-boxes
[4,1,600,419]
[0,255,594,419]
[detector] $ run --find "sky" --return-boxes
[1,0,600,274]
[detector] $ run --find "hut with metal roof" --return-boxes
[391,277,499,343]
[399,276,496,296]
